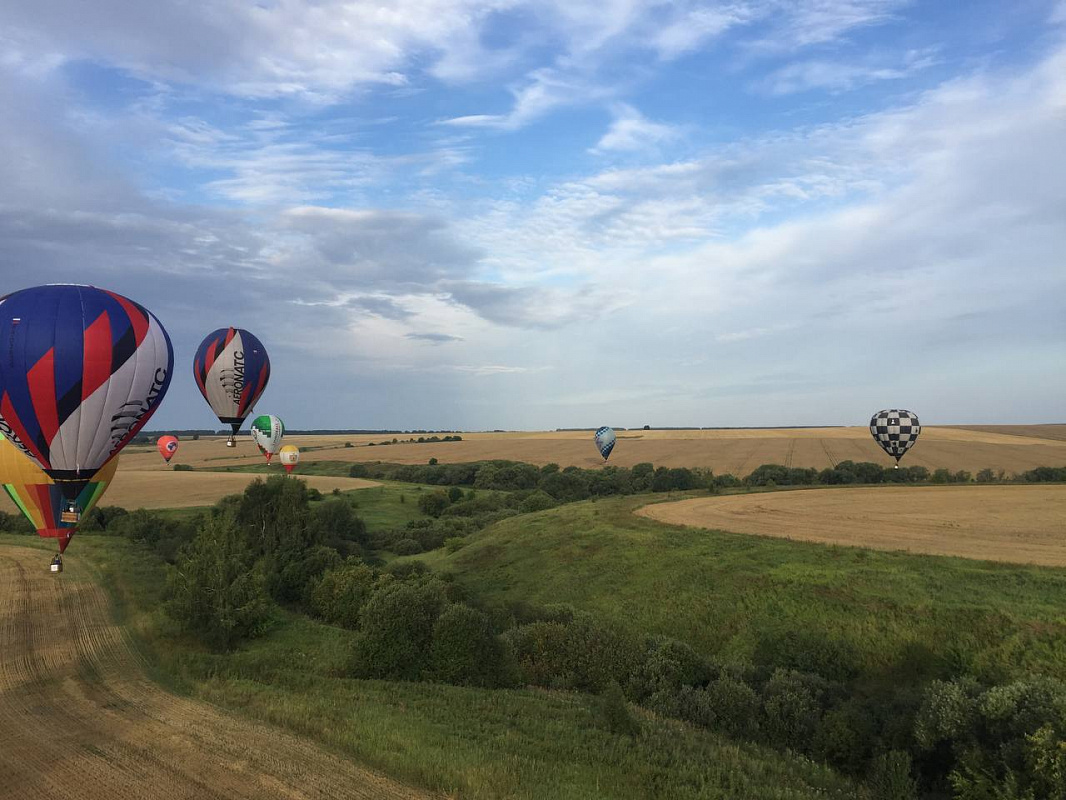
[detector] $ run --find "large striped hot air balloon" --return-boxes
[0,432,119,553]
[193,328,270,446]
[0,285,172,504]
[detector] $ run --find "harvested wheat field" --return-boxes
[0,545,435,800]
[638,485,1066,566]
[122,425,1066,475]
[0,471,379,515]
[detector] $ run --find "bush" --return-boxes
[697,676,762,740]
[172,463,193,471]
[866,751,918,800]
[309,561,383,628]
[627,637,710,701]
[428,603,509,687]
[519,490,557,513]
[392,538,423,555]
[418,490,450,518]
[0,509,34,534]
[274,545,342,605]
[165,513,272,650]
[310,498,367,554]
[351,578,448,680]
[760,669,826,751]
[597,681,641,737]
[428,457,438,465]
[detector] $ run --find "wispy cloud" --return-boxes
[590,103,679,154]
[406,332,464,343]
[759,48,938,95]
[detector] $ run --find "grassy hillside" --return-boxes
[427,495,1066,686]
[0,533,859,800]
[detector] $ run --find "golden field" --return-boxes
[638,484,1066,566]
[117,424,1066,476]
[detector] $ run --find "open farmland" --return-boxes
[0,545,434,800]
[0,471,379,514]
[124,424,1066,476]
[638,485,1066,566]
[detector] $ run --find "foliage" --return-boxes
[427,603,511,688]
[165,513,272,650]
[351,578,449,680]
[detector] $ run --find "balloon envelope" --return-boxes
[193,328,270,439]
[250,414,285,462]
[869,409,921,463]
[279,444,299,474]
[0,432,118,552]
[157,435,179,463]
[594,426,616,461]
[0,284,172,492]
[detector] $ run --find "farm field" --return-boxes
[0,470,379,514]
[0,544,434,800]
[637,485,1066,566]
[122,424,1066,475]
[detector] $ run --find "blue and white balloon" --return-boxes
[594,426,616,461]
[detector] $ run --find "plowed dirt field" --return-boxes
[0,545,435,800]
[637,485,1066,566]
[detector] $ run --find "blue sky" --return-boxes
[1,0,1064,430]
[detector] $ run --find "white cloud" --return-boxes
[590,104,679,153]
[760,48,938,95]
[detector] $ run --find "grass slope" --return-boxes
[0,533,858,800]
[431,495,1066,685]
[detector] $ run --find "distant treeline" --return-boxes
[349,458,1066,494]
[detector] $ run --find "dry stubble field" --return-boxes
[120,424,1066,476]
[638,485,1066,566]
[0,545,436,800]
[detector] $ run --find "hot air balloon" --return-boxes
[250,414,285,462]
[0,285,173,509]
[279,444,299,474]
[1,431,119,554]
[869,409,921,467]
[157,435,179,464]
[594,426,616,461]
[193,328,270,447]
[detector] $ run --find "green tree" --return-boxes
[428,603,509,687]
[351,579,448,680]
[166,513,271,650]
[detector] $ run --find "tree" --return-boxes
[428,603,509,687]
[418,490,450,518]
[351,579,448,680]
[166,513,271,650]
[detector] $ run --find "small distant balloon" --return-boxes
[869,409,921,467]
[250,414,285,462]
[279,444,300,474]
[157,435,179,464]
[193,327,270,447]
[594,426,616,461]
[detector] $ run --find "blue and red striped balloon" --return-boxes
[193,327,270,443]
[0,284,173,488]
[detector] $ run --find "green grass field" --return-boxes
[30,534,857,800]
[422,495,1066,687]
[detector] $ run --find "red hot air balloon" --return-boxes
[0,285,173,505]
[157,435,179,464]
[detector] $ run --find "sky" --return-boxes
[1,0,1064,430]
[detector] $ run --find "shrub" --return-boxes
[274,545,342,605]
[447,486,464,503]
[351,579,448,680]
[392,538,422,555]
[597,681,641,737]
[627,637,710,701]
[428,603,509,687]
[698,676,762,740]
[866,751,918,800]
[418,490,450,518]
[428,457,438,465]
[755,627,860,683]
[348,464,369,478]
[310,498,367,554]
[309,561,383,628]
[760,669,826,751]
[172,463,193,471]
[0,510,34,534]
[519,490,556,513]
[165,513,272,650]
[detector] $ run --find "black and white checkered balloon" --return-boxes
[869,409,921,464]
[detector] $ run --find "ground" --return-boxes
[116,425,1066,477]
[0,544,436,800]
[637,484,1066,566]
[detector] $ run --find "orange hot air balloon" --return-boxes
[157,435,179,464]
[279,445,300,474]
[0,433,119,554]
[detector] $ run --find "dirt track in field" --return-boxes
[118,425,1066,476]
[0,545,436,800]
[637,485,1066,566]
